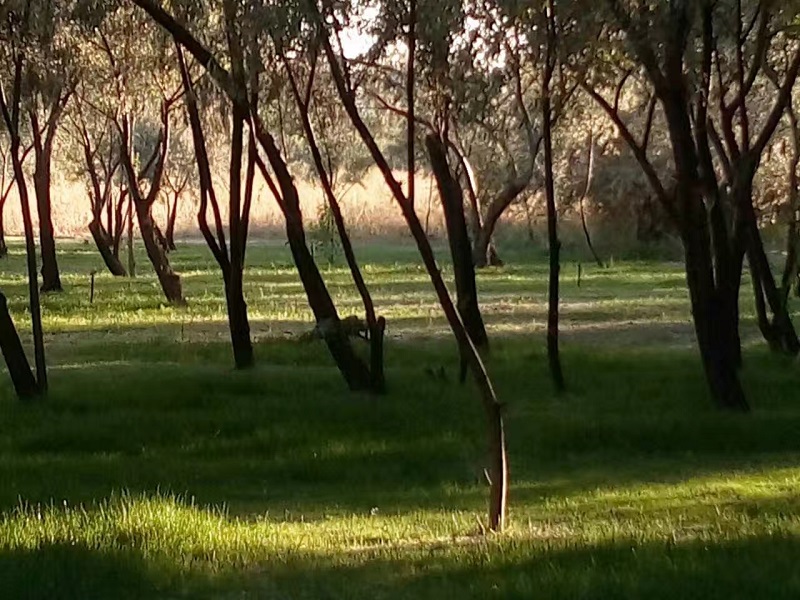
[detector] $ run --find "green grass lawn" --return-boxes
[0,238,799,599]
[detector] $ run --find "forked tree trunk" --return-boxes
[0,292,39,400]
[662,91,748,411]
[426,133,489,380]
[89,219,127,277]
[280,50,386,392]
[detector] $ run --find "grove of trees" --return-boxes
[1,0,799,532]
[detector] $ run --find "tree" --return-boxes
[92,7,187,304]
[176,46,254,369]
[542,0,565,392]
[0,1,50,395]
[276,39,387,391]
[131,0,374,390]
[66,84,127,276]
[309,0,508,531]
[585,0,800,409]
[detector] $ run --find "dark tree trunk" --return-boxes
[0,208,8,258]
[89,219,127,277]
[9,138,48,393]
[280,49,385,393]
[283,210,372,391]
[251,118,373,391]
[154,221,170,252]
[662,89,748,411]
[224,274,253,369]
[0,292,39,400]
[114,190,127,260]
[543,5,565,393]
[426,133,489,380]
[178,49,254,371]
[473,227,506,268]
[578,134,604,267]
[31,138,62,292]
[166,195,179,251]
[135,201,185,305]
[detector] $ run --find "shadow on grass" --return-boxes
[0,544,169,600]
[1,527,798,599]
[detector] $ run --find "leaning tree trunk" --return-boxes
[250,118,373,391]
[89,219,127,277]
[135,201,185,305]
[426,133,489,381]
[0,292,39,399]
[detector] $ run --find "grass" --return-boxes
[0,237,799,598]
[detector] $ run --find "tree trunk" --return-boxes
[166,194,178,251]
[127,192,136,277]
[32,141,62,292]
[426,133,489,381]
[661,87,748,411]
[0,208,8,258]
[134,201,185,305]
[542,8,565,393]
[472,226,505,268]
[154,221,170,252]
[249,119,373,391]
[578,132,604,268]
[284,212,372,391]
[89,219,127,277]
[0,292,39,400]
[224,271,254,369]
[114,190,127,260]
[9,138,47,393]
